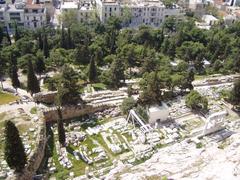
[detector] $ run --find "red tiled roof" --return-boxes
[26,0,43,9]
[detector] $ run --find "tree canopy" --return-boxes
[185,90,208,111]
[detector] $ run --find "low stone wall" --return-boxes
[43,104,110,122]
[7,117,47,180]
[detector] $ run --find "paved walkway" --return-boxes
[2,80,32,98]
[0,102,36,114]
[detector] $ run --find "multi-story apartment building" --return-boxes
[60,0,184,27]
[95,0,121,22]
[24,0,46,28]
[0,0,46,31]
[0,2,25,29]
[60,0,94,23]
[95,0,184,27]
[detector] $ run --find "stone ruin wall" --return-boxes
[7,116,47,180]
[6,93,110,179]
[43,104,110,122]
[33,91,111,122]
[33,91,57,104]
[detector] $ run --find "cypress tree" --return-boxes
[109,57,125,88]
[230,79,240,106]
[66,28,72,49]
[38,33,43,50]
[0,26,3,45]
[127,85,133,97]
[9,63,20,92]
[88,56,97,83]
[60,27,66,49]
[6,29,11,45]
[43,33,49,58]
[0,55,6,89]
[4,120,27,172]
[35,51,45,75]
[55,86,66,147]
[57,109,66,147]
[14,21,20,42]
[27,60,40,95]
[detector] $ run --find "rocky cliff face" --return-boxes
[106,133,240,180]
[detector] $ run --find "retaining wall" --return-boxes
[43,104,110,122]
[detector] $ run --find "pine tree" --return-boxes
[27,60,40,95]
[139,71,163,104]
[14,21,20,42]
[88,56,97,83]
[58,65,81,105]
[43,33,49,58]
[60,27,66,49]
[4,120,27,172]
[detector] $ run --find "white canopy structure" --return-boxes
[127,109,153,133]
[202,111,227,136]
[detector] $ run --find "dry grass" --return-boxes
[0,91,19,105]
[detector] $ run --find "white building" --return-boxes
[223,14,237,26]
[24,0,46,29]
[60,0,94,23]
[0,3,25,29]
[95,0,184,27]
[0,0,46,30]
[148,102,170,125]
[196,14,218,30]
[202,14,218,25]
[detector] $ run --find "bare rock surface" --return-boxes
[106,133,240,180]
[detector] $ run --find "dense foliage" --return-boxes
[0,15,239,105]
[185,90,208,111]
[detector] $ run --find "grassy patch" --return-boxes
[122,132,132,142]
[0,91,19,105]
[196,142,203,149]
[50,136,87,179]
[92,83,106,91]
[218,139,230,149]
[51,144,70,180]
[92,134,114,160]
[195,75,208,80]
[0,112,6,121]
[30,107,37,114]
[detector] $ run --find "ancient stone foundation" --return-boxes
[43,104,110,122]
[33,91,57,104]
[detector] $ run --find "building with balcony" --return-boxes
[0,0,46,31]
[60,0,95,24]
[95,0,184,27]
[24,0,46,28]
